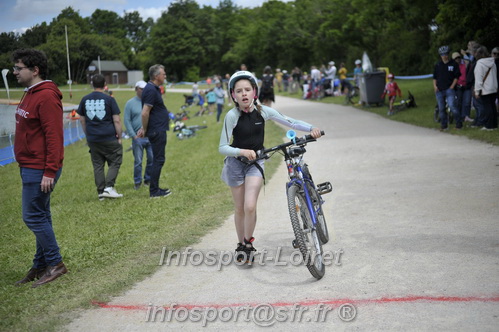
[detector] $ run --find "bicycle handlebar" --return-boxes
[236,131,325,164]
[257,130,325,159]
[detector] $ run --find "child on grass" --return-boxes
[381,73,402,115]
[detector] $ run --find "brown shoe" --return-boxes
[15,267,47,286]
[32,262,68,288]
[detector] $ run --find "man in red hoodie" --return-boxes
[12,48,67,288]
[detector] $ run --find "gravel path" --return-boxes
[65,96,499,331]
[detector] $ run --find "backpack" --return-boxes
[261,75,273,93]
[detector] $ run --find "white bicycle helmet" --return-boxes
[438,45,450,55]
[228,70,259,102]
[355,59,362,65]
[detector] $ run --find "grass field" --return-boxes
[277,78,499,146]
[0,78,497,331]
[0,87,285,332]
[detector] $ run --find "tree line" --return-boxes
[1,0,497,86]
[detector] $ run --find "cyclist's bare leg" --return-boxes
[242,176,263,241]
[230,184,246,243]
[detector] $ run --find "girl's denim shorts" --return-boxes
[221,156,265,187]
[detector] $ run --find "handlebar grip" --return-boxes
[304,130,325,141]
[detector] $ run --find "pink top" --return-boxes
[457,61,467,86]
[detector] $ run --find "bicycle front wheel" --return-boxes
[287,184,325,280]
[302,165,329,244]
[308,183,329,244]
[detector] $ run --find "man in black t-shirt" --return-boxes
[138,64,171,198]
[433,45,461,130]
[78,74,123,200]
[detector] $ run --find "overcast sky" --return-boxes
[0,0,291,34]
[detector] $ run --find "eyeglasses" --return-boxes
[13,66,29,72]
[493,52,499,56]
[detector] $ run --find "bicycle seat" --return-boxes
[289,146,306,157]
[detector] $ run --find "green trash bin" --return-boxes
[359,71,386,106]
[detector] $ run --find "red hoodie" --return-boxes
[14,80,64,178]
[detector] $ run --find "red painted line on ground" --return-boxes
[92,295,499,311]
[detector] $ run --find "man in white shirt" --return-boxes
[310,66,321,91]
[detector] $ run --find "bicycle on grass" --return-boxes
[245,130,332,279]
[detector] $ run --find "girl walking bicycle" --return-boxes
[219,71,322,263]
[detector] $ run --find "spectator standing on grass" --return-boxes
[259,66,275,107]
[381,73,402,115]
[433,45,461,130]
[492,47,499,114]
[461,41,479,63]
[282,70,290,92]
[310,65,321,91]
[467,45,482,127]
[224,73,232,106]
[124,80,153,190]
[338,63,348,95]
[473,46,498,131]
[275,68,283,92]
[12,48,68,288]
[292,66,302,90]
[206,88,216,114]
[78,74,123,200]
[353,59,363,87]
[192,82,198,96]
[137,64,172,198]
[219,71,323,263]
[325,61,337,93]
[452,52,473,124]
[214,80,225,122]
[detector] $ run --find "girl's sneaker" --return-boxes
[243,237,257,264]
[235,242,245,262]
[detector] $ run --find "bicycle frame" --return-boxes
[286,157,320,231]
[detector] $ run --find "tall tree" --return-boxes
[433,0,499,52]
[124,11,153,54]
[89,9,126,39]
[148,0,203,81]
[19,22,51,48]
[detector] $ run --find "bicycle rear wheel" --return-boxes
[287,184,325,279]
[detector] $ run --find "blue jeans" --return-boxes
[456,88,472,119]
[436,88,461,128]
[147,130,167,194]
[216,103,223,122]
[472,96,485,126]
[132,137,153,184]
[20,167,62,268]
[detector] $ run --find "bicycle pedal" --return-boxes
[317,182,332,195]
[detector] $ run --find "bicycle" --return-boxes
[245,130,332,279]
[391,91,417,114]
[173,122,207,139]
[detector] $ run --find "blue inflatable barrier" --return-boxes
[0,121,85,167]
[391,74,433,80]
